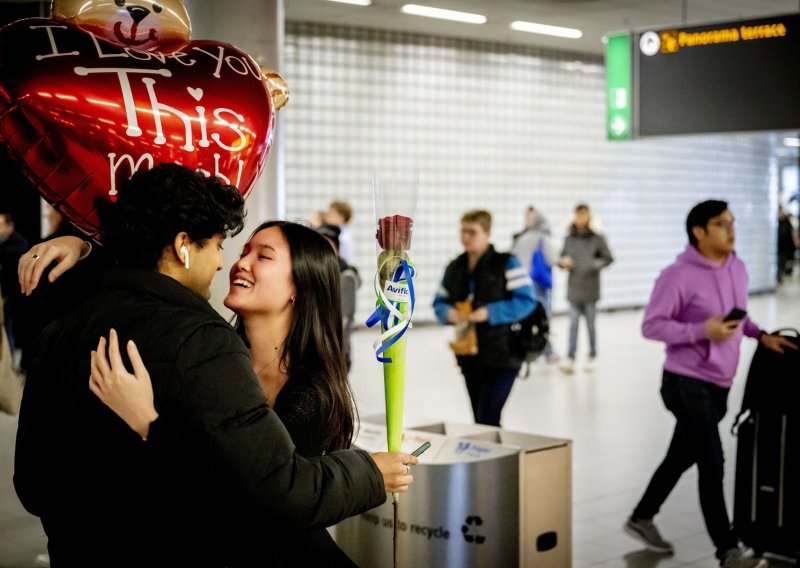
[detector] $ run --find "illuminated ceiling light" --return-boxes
[401,4,486,25]
[510,20,583,39]
[326,0,372,5]
[784,137,800,147]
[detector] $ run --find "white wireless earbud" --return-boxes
[180,245,190,269]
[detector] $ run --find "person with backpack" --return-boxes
[317,223,361,372]
[433,209,536,427]
[511,206,559,364]
[623,200,796,568]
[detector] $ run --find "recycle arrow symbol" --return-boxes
[461,515,486,544]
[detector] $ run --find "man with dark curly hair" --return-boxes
[14,164,414,568]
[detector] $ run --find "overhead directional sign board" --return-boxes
[633,13,800,137]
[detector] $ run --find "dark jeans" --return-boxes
[457,356,519,427]
[633,370,737,557]
[567,301,597,359]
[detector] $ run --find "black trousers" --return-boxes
[633,370,738,557]
[457,356,519,427]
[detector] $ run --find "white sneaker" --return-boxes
[584,357,596,372]
[559,358,575,374]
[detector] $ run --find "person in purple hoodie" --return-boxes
[623,200,796,568]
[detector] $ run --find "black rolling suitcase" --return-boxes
[731,328,800,561]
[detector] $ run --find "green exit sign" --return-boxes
[606,33,631,140]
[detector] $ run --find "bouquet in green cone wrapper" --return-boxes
[366,174,418,503]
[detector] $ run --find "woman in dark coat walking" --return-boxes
[557,203,614,373]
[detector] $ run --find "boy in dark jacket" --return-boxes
[433,209,536,427]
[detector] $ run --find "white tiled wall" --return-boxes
[282,23,778,324]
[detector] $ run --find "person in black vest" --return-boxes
[433,209,536,426]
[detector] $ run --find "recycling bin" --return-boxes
[333,418,572,567]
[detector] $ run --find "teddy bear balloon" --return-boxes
[0,0,287,240]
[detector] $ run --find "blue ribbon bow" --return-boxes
[365,258,416,363]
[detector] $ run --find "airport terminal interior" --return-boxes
[0,0,798,566]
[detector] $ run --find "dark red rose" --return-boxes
[376,214,413,251]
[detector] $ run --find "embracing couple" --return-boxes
[14,164,417,567]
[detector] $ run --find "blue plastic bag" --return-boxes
[530,238,552,290]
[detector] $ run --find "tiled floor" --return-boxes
[1,280,798,567]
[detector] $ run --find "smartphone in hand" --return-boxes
[723,307,747,322]
[411,441,431,457]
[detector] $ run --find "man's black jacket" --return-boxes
[14,268,384,567]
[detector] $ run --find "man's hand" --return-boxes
[704,316,740,341]
[759,333,799,354]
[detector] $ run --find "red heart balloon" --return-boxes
[0,18,274,241]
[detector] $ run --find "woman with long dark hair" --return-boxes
[222,220,363,564]
[227,220,356,456]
